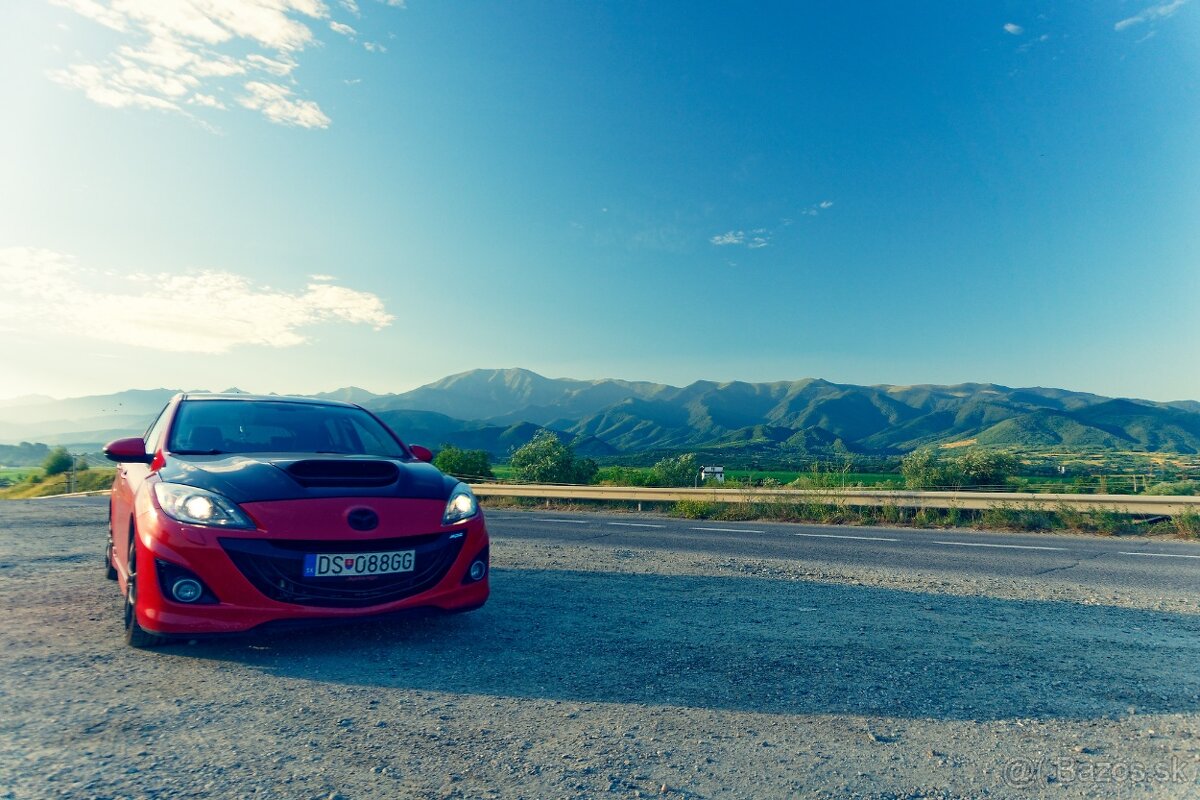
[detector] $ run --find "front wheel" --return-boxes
[123,536,165,649]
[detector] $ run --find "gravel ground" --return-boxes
[1,497,1199,799]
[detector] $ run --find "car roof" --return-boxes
[177,393,360,409]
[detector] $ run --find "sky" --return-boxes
[1,0,1197,402]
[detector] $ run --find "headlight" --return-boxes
[153,483,254,528]
[442,483,478,526]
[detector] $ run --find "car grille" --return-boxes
[219,533,464,608]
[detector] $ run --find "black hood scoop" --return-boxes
[286,459,400,488]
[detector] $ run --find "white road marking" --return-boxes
[606,522,665,528]
[793,532,899,542]
[540,518,589,524]
[931,541,1067,551]
[1119,551,1200,560]
[691,527,766,534]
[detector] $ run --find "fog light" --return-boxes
[171,577,203,603]
[468,560,487,581]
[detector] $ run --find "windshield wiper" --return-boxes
[172,449,227,455]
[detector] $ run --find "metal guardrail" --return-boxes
[470,484,1200,516]
[15,484,1200,516]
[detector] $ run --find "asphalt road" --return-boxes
[486,509,1200,601]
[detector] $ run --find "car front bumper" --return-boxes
[131,495,490,635]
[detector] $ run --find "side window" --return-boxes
[143,405,171,456]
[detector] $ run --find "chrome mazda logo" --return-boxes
[346,508,379,531]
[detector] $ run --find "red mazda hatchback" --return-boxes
[103,393,489,647]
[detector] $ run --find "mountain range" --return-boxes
[2,368,1199,461]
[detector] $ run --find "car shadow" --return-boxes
[165,566,1200,722]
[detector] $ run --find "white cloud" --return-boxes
[710,229,773,249]
[188,92,225,109]
[238,81,331,128]
[50,63,181,111]
[245,53,298,76]
[1003,22,1024,35]
[46,0,401,128]
[363,41,387,52]
[1115,0,1190,30]
[0,247,393,354]
[798,200,835,217]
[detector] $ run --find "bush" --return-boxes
[671,500,720,519]
[979,505,1059,531]
[901,449,957,490]
[42,446,73,477]
[651,453,699,487]
[433,446,494,481]
[509,431,598,485]
[1145,481,1200,496]
[901,448,1019,490]
[1174,510,1200,539]
[955,450,1020,488]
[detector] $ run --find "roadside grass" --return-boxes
[482,495,1198,540]
[0,469,115,499]
[1174,510,1200,540]
[490,463,1196,495]
[669,498,1191,537]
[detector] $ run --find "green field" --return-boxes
[725,470,900,486]
[0,467,40,484]
[0,467,38,477]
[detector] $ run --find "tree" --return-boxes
[433,446,494,481]
[652,453,699,487]
[900,449,951,489]
[42,446,73,477]
[902,448,1018,490]
[509,431,598,484]
[954,449,1019,488]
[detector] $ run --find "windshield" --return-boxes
[168,400,407,458]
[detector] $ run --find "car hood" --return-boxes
[157,453,459,504]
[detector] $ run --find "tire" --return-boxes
[123,534,166,649]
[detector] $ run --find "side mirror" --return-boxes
[104,437,153,464]
[409,444,433,463]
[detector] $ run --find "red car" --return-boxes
[103,393,489,647]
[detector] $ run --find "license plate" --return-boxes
[303,549,415,578]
